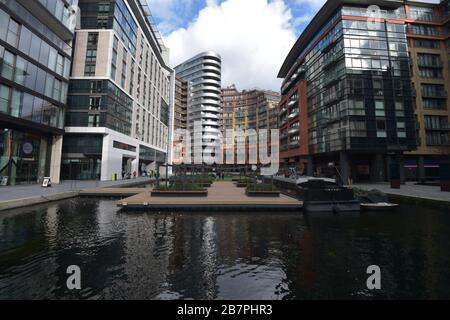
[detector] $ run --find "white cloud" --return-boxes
[146,0,195,34]
[163,0,297,91]
[294,0,326,8]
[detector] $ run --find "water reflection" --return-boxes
[0,199,449,300]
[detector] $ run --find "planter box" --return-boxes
[236,183,248,188]
[246,190,280,197]
[151,190,208,197]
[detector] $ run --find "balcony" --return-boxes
[421,91,448,99]
[288,111,299,119]
[417,61,444,68]
[288,127,299,135]
[289,141,300,148]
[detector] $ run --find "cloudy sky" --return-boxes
[146,0,325,91]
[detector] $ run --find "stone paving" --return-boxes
[0,177,153,202]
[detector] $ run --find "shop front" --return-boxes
[0,128,52,185]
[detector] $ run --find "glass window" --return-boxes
[45,74,54,98]
[11,90,22,117]
[375,100,385,117]
[0,9,8,41]
[14,56,27,85]
[56,54,64,75]
[6,18,20,47]
[35,69,46,95]
[39,41,50,66]
[377,120,387,138]
[48,47,57,72]
[18,26,32,55]
[53,79,61,101]
[32,96,43,123]
[25,62,38,90]
[1,50,15,80]
[64,58,71,78]
[30,34,41,61]
[0,85,10,113]
[21,93,34,120]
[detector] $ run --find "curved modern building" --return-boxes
[175,51,222,162]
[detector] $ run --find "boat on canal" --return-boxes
[269,176,361,213]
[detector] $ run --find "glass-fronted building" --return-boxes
[0,0,75,185]
[62,0,174,181]
[278,0,419,183]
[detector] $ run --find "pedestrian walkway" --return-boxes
[117,181,303,211]
[353,182,450,204]
[0,178,153,211]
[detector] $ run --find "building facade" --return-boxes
[62,0,174,181]
[221,85,280,165]
[277,0,447,183]
[0,0,76,185]
[403,0,450,181]
[175,52,222,163]
[172,76,187,163]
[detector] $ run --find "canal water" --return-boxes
[0,198,449,300]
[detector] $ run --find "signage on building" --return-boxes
[22,142,33,155]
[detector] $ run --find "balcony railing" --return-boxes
[421,91,448,99]
[417,61,443,68]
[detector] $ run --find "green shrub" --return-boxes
[246,183,279,192]
[155,183,204,191]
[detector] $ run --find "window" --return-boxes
[86,49,97,62]
[29,34,41,61]
[377,120,387,138]
[423,99,446,110]
[90,80,102,93]
[23,64,38,92]
[48,48,57,72]
[39,41,50,66]
[425,116,449,130]
[0,9,8,41]
[45,74,54,98]
[56,54,64,76]
[87,33,99,46]
[18,26,32,55]
[35,69,46,95]
[14,56,27,86]
[375,100,386,117]
[21,93,34,120]
[98,3,110,13]
[53,79,61,101]
[85,65,96,76]
[0,84,10,113]
[89,97,101,110]
[88,114,100,127]
[97,16,108,29]
[6,18,20,47]
[413,39,440,49]
[10,90,22,117]
[2,50,15,80]
[397,122,406,138]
